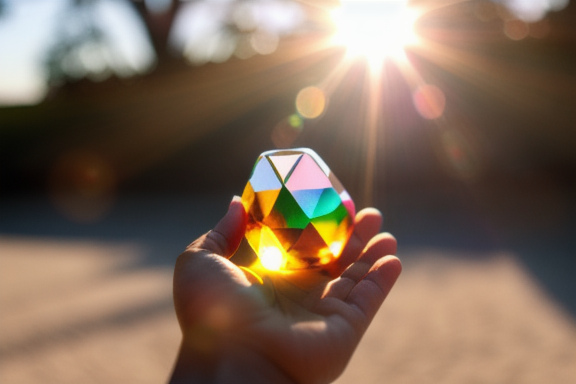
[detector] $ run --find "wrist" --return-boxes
[170,339,297,384]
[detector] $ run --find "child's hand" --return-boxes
[170,196,401,384]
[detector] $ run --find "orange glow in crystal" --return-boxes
[241,148,355,271]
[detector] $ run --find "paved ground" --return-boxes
[1,192,574,383]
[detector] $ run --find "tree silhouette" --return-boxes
[43,0,306,87]
[44,0,164,86]
[130,0,181,64]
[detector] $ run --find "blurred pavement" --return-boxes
[1,189,574,384]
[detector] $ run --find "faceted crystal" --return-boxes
[241,148,355,271]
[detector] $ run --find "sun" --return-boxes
[331,0,418,68]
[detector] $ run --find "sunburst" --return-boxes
[330,0,419,70]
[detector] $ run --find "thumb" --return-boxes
[194,196,247,258]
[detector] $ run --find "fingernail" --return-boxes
[230,195,242,207]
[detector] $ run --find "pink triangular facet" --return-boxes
[268,154,302,182]
[340,191,356,219]
[285,154,332,191]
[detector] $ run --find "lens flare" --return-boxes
[271,114,303,148]
[48,150,116,223]
[331,0,418,68]
[296,86,326,119]
[440,130,482,181]
[412,84,446,120]
[504,19,529,41]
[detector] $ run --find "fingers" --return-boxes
[324,232,397,300]
[344,232,397,273]
[187,196,247,258]
[344,255,401,329]
[353,208,384,244]
[329,208,383,276]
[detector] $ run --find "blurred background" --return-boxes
[0,0,574,383]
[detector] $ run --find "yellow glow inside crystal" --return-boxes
[241,148,355,271]
[260,247,284,271]
[329,241,344,258]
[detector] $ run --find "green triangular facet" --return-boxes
[271,187,310,229]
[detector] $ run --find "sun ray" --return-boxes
[277,0,572,202]
[330,0,420,70]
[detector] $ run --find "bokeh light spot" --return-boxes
[504,19,529,40]
[499,0,568,22]
[296,86,326,119]
[234,35,257,59]
[289,113,303,128]
[171,0,303,65]
[412,84,446,120]
[271,114,304,148]
[250,29,279,55]
[49,150,116,223]
[440,130,481,181]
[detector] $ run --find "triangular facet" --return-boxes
[304,148,331,176]
[262,200,286,229]
[311,203,350,245]
[245,226,261,255]
[243,182,266,222]
[340,191,356,219]
[255,189,281,218]
[291,188,324,218]
[241,181,255,212]
[269,186,309,229]
[272,228,302,252]
[310,219,338,248]
[313,188,341,218]
[290,223,328,257]
[249,157,282,192]
[268,154,302,182]
[285,154,331,191]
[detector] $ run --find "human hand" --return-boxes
[170,196,401,384]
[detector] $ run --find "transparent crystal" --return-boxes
[241,148,355,271]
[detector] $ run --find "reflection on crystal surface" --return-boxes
[241,148,355,271]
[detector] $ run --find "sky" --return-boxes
[0,0,62,105]
[0,0,305,106]
[0,0,153,106]
[0,0,569,106]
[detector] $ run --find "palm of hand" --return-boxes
[172,199,400,384]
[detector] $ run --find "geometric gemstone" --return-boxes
[241,148,355,271]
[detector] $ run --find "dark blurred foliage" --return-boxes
[45,0,110,86]
[130,0,180,60]
[0,0,574,197]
